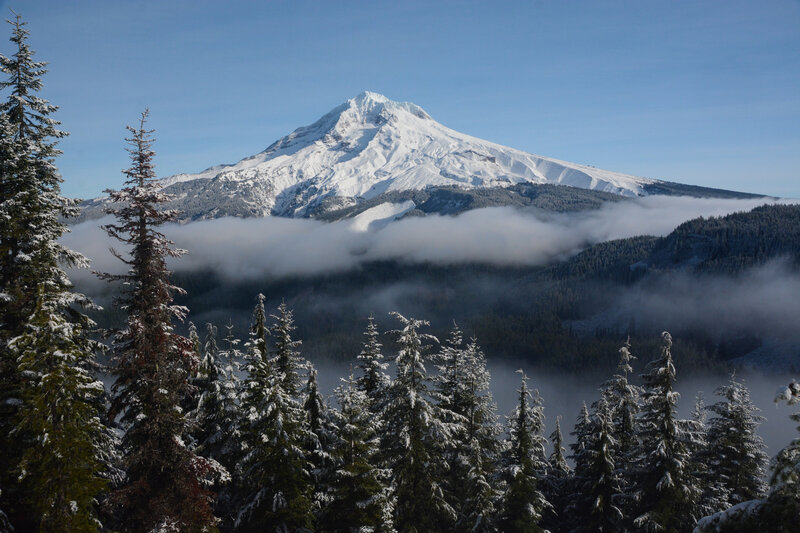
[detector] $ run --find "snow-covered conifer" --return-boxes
[696,381,800,531]
[245,293,268,363]
[630,332,702,532]
[578,396,624,532]
[99,111,223,531]
[541,416,571,531]
[270,301,305,397]
[705,376,768,506]
[11,289,110,531]
[356,315,391,412]
[302,364,340,520]
[498,370,550,533]
[433,325,502,532]
[381,312,456,531]
[323,373,394,532]
[602,339,641,478]
[0,15,108,530]
[236,300,314,531]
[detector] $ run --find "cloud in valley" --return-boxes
[62,195,797,285]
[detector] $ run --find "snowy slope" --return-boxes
[81,91,657,221]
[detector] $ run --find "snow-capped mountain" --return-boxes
[83,91,661,221]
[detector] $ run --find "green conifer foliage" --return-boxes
[499,371,550,533]
[99,111,223,531]
[0,14,107,530]
[324,373,394,532]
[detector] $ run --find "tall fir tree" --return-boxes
[575,396,624,533]
[597,339,642,529]
[630,332,703,533]
[541,416,571,532]
[271,301,305,397]
[601,340,641,480]
[498,371,550,533]
[236,299,314,531]
[323,373,394,533]
[0,14,108,530]
[99,111,223,531]
[381,312,457,531]
[696,381,800,531]
[432,325,501,532]
[356,315,391,413]
[302,365,340,521]
[705,376,768,506]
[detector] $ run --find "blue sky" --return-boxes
[2,0,799,198]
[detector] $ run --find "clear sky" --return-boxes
[2,0,799,198]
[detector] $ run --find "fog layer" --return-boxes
[63,196,795,285]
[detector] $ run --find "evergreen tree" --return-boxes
[191,323,220,445]
[0,15,108,530]
[271,301,305,397]
[542,416,571,532]
[692,392,731,520]
[708,376,768,505]
[696,382,800,531]
[498,371,550,533]
[601,339,641,481]
[432,325,501,532]
[356,315,390,412]
[245,293,268,363]
[630,332,702,532]
[567,401,598,532]
[10,288,110,531]
[99,111,223,531]
[323,373,394,533]
[302,365,339,521]
[381,312,456,531]
[236,299,314,531]
[598,340,642,529]
[196,321,244,529]
[576,396,624,532]
[188,321,201,359]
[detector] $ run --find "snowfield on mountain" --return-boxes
[79,91,659,222]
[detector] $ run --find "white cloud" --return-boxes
[62,195,796,286]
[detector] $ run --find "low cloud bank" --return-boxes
[62,195,795,285]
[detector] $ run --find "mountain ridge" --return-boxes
[78,91,760,222]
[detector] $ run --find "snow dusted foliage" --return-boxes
[190,322,241,467]
[237,299,314,532]
[499,370,550,533]
[432,324,502,532]
[602,340,642,486]
[356,315,391,413]
[0,14,109,530]
[301,365,340,520]
[245,293,268,363]
[183,321,243,528]
[585,396,625,532]
[10,290,110,531]
[270,301,305,397]
[381,312,457,531]
[541,416,571,532]
[695,381,800,532]
[323,373,394,532]
[98,111,221,531]
[705,376,768,506]
[631,332,703,532]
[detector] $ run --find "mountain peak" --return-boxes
[345,91,431,121]
[109,93,659,221]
